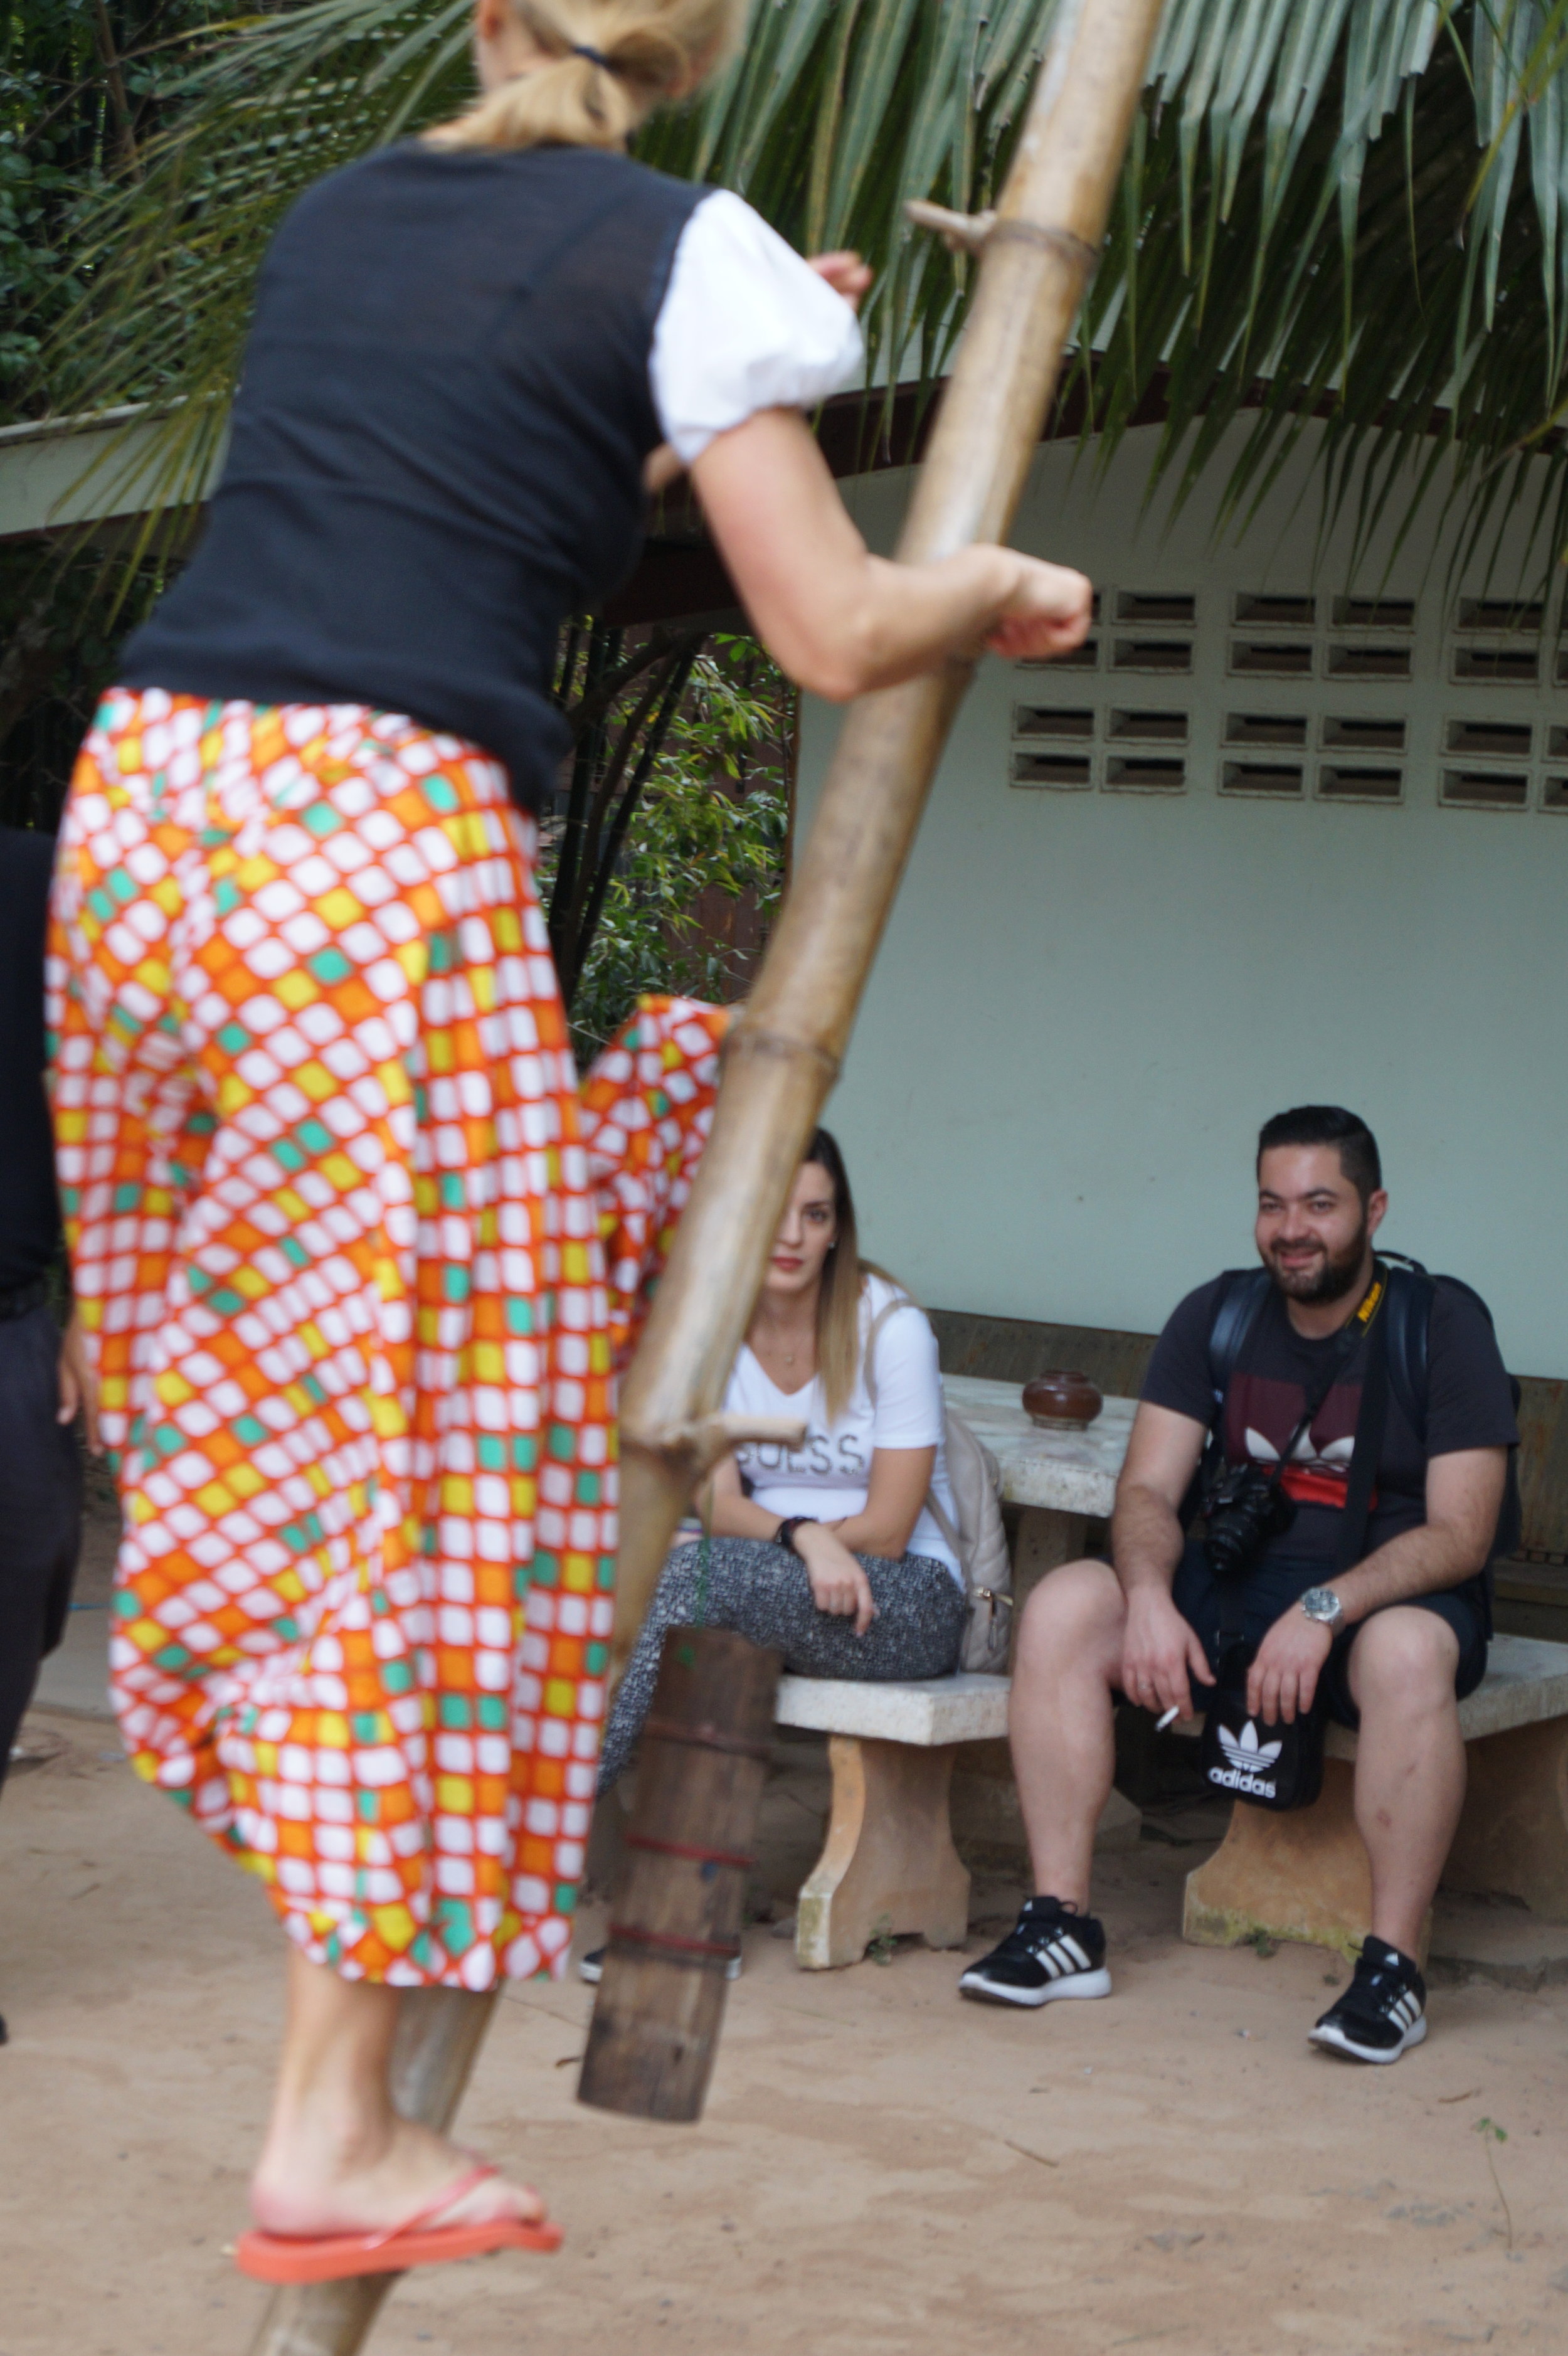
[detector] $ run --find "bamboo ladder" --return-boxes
[246,2,1164,2345]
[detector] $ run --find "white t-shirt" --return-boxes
[723,1275,963,1586]
[649,190,866,465]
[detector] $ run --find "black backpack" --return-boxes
[1202,1255,1522,1572]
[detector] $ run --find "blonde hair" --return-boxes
[428,0,744,154]
[800,1128,910,1426]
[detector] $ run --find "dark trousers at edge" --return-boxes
[0,1303,82,1790]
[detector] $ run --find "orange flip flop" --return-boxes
[235,2163,563,2285]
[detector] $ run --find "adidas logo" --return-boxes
[1210,1718,1284,1799]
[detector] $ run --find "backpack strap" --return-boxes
[861,1292,913,1413]
[1333,1300,1390,1576]
[1206,1268,1272,1417]
[862,1291,982,1585]
[1187,1270,1270,1526]
[1381,1260,1433,1443]
[1379,1258,1521,1592]
[922,1481,964,1563]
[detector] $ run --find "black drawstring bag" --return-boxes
[1199,1288,1389,1813]
[1199,1646,1329,1811]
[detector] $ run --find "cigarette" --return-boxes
[1155,1705,1180,1732]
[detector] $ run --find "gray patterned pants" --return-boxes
[596,1536,966,1795]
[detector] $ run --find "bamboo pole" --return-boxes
[610,0,1166,1667]
[246,1989,497,2356]
[250,3,1163,2341]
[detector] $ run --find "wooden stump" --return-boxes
[795,1734,971,1970]
[578,1625,780,2121]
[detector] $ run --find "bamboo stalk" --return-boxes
[610,0,1167,1669]
[255,3,1163,2337]
[245,1989,497,2356]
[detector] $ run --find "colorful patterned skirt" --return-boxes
[48,689,724,1989]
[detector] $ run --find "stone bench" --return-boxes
[1180,1632,1568,1965]
[775,1672,1140,1969]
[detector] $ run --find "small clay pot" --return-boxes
[1022,1370,1104,1431]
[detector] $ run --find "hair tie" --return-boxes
[570,41,616,70]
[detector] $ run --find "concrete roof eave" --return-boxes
[0,403,228,542]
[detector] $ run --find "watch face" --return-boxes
[1302,1587,1340,1622]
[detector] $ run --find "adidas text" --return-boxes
[1208,1764,1278,1799]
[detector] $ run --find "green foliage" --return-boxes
[539,635,790,1064]
[23,0,1568,812]
[31,0,1568,588]
[2,0,224,411]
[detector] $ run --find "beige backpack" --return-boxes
[865,1297,1013,1675]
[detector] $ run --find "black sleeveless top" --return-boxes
[120,144,706,810]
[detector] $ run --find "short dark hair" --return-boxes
[1256,1105,1382,1205]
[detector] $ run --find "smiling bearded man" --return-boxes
[958,1105,1519,2067]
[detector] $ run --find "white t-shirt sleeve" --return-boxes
[650,189,865,465]
[866,1301,945,1452]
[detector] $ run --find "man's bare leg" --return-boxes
[959,1562,1128,2005]
[1348,1607,1466,1958]
[249,1947,546,2237]
[1010,1560,1128,1906]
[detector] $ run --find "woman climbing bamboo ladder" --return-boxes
[48,0,1093,2293]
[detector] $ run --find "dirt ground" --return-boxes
[6,1503,1568,2355]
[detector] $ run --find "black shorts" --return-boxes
[1169,1539,1490,1731]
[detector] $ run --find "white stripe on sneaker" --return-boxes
[1035,1934,1091,1978]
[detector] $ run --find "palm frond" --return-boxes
[31,0,1568,588]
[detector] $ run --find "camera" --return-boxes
[1203,1460,1296,1583]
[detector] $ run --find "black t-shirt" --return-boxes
[1141,1270,1519,1573]
[119,144,705,810]
[0,826,61,1291]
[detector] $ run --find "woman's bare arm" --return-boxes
[701,1451,884,1636]
[690,409,1092,701]
[825,1445,936,1561]
[702,1450,786,1541]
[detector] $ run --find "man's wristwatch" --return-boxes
[775,1517,818,1558]
[1300,1585,1345,1632]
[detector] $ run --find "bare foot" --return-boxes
[251,2115,546,2239]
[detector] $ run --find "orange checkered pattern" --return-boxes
[580,994,729,1369]
[46,690,720,1990]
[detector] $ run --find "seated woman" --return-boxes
[591,1125,965,1828]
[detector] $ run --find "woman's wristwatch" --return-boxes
[775,1517,818,1557]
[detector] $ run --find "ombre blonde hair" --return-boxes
[428,0,744,154]
[802,1128,909,1426]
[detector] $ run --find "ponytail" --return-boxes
[428,0,742,155]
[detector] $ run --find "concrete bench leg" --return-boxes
[1184,1719,1568,1964]
[1443,1718,1568,1921]
[1183,1760,1384,1967]
[795,1734,971,1970]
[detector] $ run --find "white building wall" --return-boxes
[798,422,1568,1377]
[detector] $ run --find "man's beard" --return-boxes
[1264,1217,1370,1303]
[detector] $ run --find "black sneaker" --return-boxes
[958,1896,1111,2008]
[1309,1937,1427,2063]
[578,1945,741,1985]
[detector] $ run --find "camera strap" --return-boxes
[1214,1266,1387,1645]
